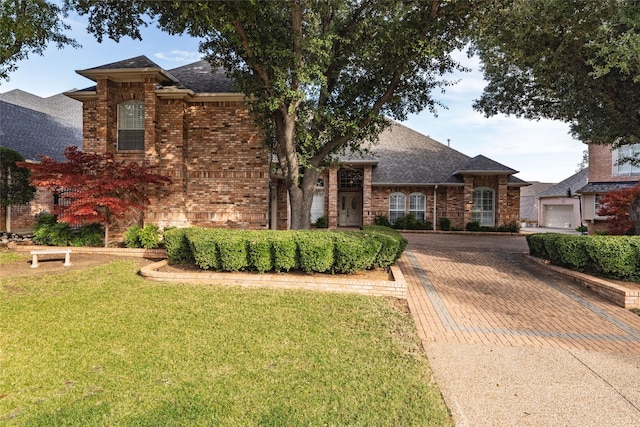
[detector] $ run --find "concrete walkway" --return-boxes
[399,233,640,426]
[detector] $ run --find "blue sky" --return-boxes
[0,8,585,183]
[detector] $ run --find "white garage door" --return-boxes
[543,205,574,228]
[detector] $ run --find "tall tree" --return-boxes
[471,0,640,147]
[0,146,35,232]
[19,146,170,246]
[68,0,477,229]
[0,0,78,82]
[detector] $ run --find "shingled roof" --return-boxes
[69,56,235,95]
[343,121,526,186]
[539,168,589,198]
[0,90,81,161]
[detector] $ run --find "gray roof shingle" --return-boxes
[539,168,589,197]
[167,61,234,93]
[86,55,162,70]
[578,180,640,194]
[0,98,81,161]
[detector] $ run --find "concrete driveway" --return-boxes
[399,233,640,426]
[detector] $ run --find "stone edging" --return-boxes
[525,255,640,309]
[140,260,407,299]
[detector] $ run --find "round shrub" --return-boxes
[295,231,334,273]
[333,232,382,273]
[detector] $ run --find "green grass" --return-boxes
[0,250,26,264]
[0,260,452,426]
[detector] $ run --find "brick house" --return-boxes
[0,90,82,232]
[578,144,640,234]
[65,56,527,232]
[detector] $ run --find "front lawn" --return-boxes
[0,260,451,426]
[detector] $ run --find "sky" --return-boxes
[0,8,586,183]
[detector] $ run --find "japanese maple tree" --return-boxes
[19,146,170,246]
[597,185,640,235]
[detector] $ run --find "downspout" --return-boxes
[433,185,438,231]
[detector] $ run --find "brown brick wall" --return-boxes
[79,83,270,236]
[0,188,55,232]
[588,144,614,182]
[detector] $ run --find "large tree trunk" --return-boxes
[287,169,320,230]
[272,108,322,230]
[629,193,640,235]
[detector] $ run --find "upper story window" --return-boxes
[117,100,145,151]
[613,144,640,176]
[409,192,426,222]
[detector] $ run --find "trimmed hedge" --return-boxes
[163,226,406,274]
[526,233,640,282]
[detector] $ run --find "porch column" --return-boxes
[328,168,338,228]
[362,166,373,225]
[496,175,508,225]
[463,175,474,226]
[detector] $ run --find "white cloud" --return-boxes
[154,50,202,63]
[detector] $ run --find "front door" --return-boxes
[339,192,362,226]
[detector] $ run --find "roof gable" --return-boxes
[454,155,518,175]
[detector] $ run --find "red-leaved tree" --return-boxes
[19,146,171,246]
[597,185,640,235]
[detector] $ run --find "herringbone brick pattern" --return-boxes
[402,233,640,354]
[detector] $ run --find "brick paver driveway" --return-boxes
[399,233,640,426]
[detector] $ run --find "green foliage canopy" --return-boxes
[0,0,78,82]
[0,146,35,206]
[472,0,640,147]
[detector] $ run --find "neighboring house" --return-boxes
[0,90,82,232]
[65,55,527,232]
[520,181,555,227]
[537,168,588,229]
[578,144,640,234]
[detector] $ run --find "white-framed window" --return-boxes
[409,192,426,221]
[613,144,640,176]
[594,194,603,216]
[389,192,406,223]
[117,100,145,151]
[310,179,325,223]
[472,187,495,226]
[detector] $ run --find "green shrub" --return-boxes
[542,233,565,265]
[270,231,298,272]
[584,236,638,280]
[295,231,334,273]
[163,228,195,264]
[374,215,392,227]
[247,232,273,273]
[555,235,590,271]
[125,224,162,249]
[124,225,143,248]
[362,225,407,263]
[438,217,451,231]
[333,232,382,273]
[496,222,520,233]
[314,216,328,229]
[187,228,222,270]
[138,224,161,249]
[393,214,431,230]
[33,213,74,246]
[465,221,481,232]
[526,234,548,259]
[218,232,249,272]
[73,223,104,247]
